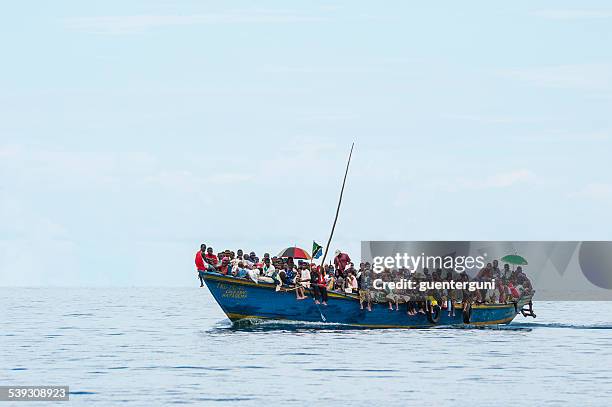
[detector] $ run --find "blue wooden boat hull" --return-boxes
[204,272,525,328]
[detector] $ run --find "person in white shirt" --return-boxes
[296,262,310,300]
[346,272,358,293]
[259,257,278,284]
[241,254,254,269]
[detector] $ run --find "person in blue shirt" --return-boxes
[281,263,296,286]
[234,262,248,279]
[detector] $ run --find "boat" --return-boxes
[204,271,535,328]
[202,146,537,328]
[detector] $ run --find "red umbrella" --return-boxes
[277,246,311,260]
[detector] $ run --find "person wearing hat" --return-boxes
[333,250,351,276]
[217,257,231,275]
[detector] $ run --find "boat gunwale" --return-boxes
[203,272,527,310]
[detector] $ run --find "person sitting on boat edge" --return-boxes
[357,262,366,288]
[261,257,277,280]
[415,270,427,314]
[359,265,373,311]
[312,267,328,305]
[513,266,533,296]
[195,244,208,287]
[345,262,357,279]
[279,262,296,287]
[345,271,358,294]
[296,261,310,300]
[444,272,457,317]
[324,266,335,291]
[335,270,345,292]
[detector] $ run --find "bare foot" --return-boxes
[322,302,327,306]
[367,306,372,312]
[314,300,320,304]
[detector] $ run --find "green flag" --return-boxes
[312,241,323,259]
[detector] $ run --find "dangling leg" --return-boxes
[313,285,321,304]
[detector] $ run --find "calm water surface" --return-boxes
[2,288,612,406]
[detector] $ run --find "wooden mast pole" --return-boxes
[319,143,354,269]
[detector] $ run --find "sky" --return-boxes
[1,1,612,286]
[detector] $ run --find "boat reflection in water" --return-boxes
[204,272,534,329]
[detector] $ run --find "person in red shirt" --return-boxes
[195,244,207,287]
[205,247,219,265]
[313,268,328,306]
[333,250,351,275]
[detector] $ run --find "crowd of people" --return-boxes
[358,260,534,315]
[195,244,533,314]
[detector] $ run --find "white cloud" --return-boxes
[531,9,612,20]
[65,10,326,34]
[499,64,612,90]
